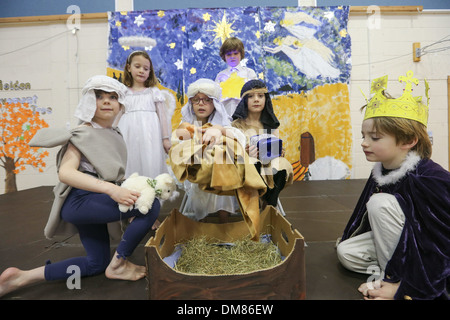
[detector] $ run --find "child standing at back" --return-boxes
[215,37,257,117]
[336,71,449,300]
[119,50,175,179]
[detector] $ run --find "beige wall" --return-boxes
[0,10,449,193]
[348,11,450,178]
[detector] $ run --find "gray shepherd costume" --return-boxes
[29,75,129,240]
[30,126,127,239]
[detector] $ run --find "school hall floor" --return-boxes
[0,179,369,300]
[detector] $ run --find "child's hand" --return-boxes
[247,144,259,158]
[358,280,400,300]
[110,185,140,206]
[162,138,171,154]
[201,127,223,145]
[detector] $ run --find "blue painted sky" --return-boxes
[108,6,351,96]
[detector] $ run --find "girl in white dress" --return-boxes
[118,50,175,179]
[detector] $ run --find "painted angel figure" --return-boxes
[263,11,341,79]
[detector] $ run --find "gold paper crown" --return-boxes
[363,70,429,126]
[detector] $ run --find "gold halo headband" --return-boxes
[241,87,268,98]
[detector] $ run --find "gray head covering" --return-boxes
[74,75,128,124]
[181,78,231,126]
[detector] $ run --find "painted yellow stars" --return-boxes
[209,13,236,44]
[203,13,211,22]
[339,29,348,38]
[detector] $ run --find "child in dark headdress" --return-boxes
[231,79,293,208]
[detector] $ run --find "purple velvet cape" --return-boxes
[341,158,449,300]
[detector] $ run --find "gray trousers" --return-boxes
[337,193,405,274]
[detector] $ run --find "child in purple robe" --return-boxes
[337,72,449,300]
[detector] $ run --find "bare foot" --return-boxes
[105,253,146,281]
[0,267,22,297]
[0,266,45,298]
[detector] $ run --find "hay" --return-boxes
[173,235,282,275]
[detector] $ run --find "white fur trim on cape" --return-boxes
[372,151,421,186]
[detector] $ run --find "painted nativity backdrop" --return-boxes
[107,6,352,181]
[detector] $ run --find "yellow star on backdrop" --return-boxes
[190,67,197,74]
[209,13,236,44]
[169,43,176,49]
[339,29,348,37]
[122,45,130,51]
[158,10,165,17]
[116,21,122,27]
[203,13,211,22]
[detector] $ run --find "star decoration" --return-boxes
[340,29,348,37]
[190,67,197,74]
[158,10,165,18]
[174,59,183,70]
[203,13,211,22]
[371,75,388,94]
[168,42,176,49]
[264,21,276,33]
[134,14,145,27]
[209,13,236,43]
[193,38,205,50]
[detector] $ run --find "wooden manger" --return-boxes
[145,206,306,300]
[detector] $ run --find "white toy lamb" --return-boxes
[118,172,178,214]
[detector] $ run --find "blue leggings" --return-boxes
[44,187,159,281]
